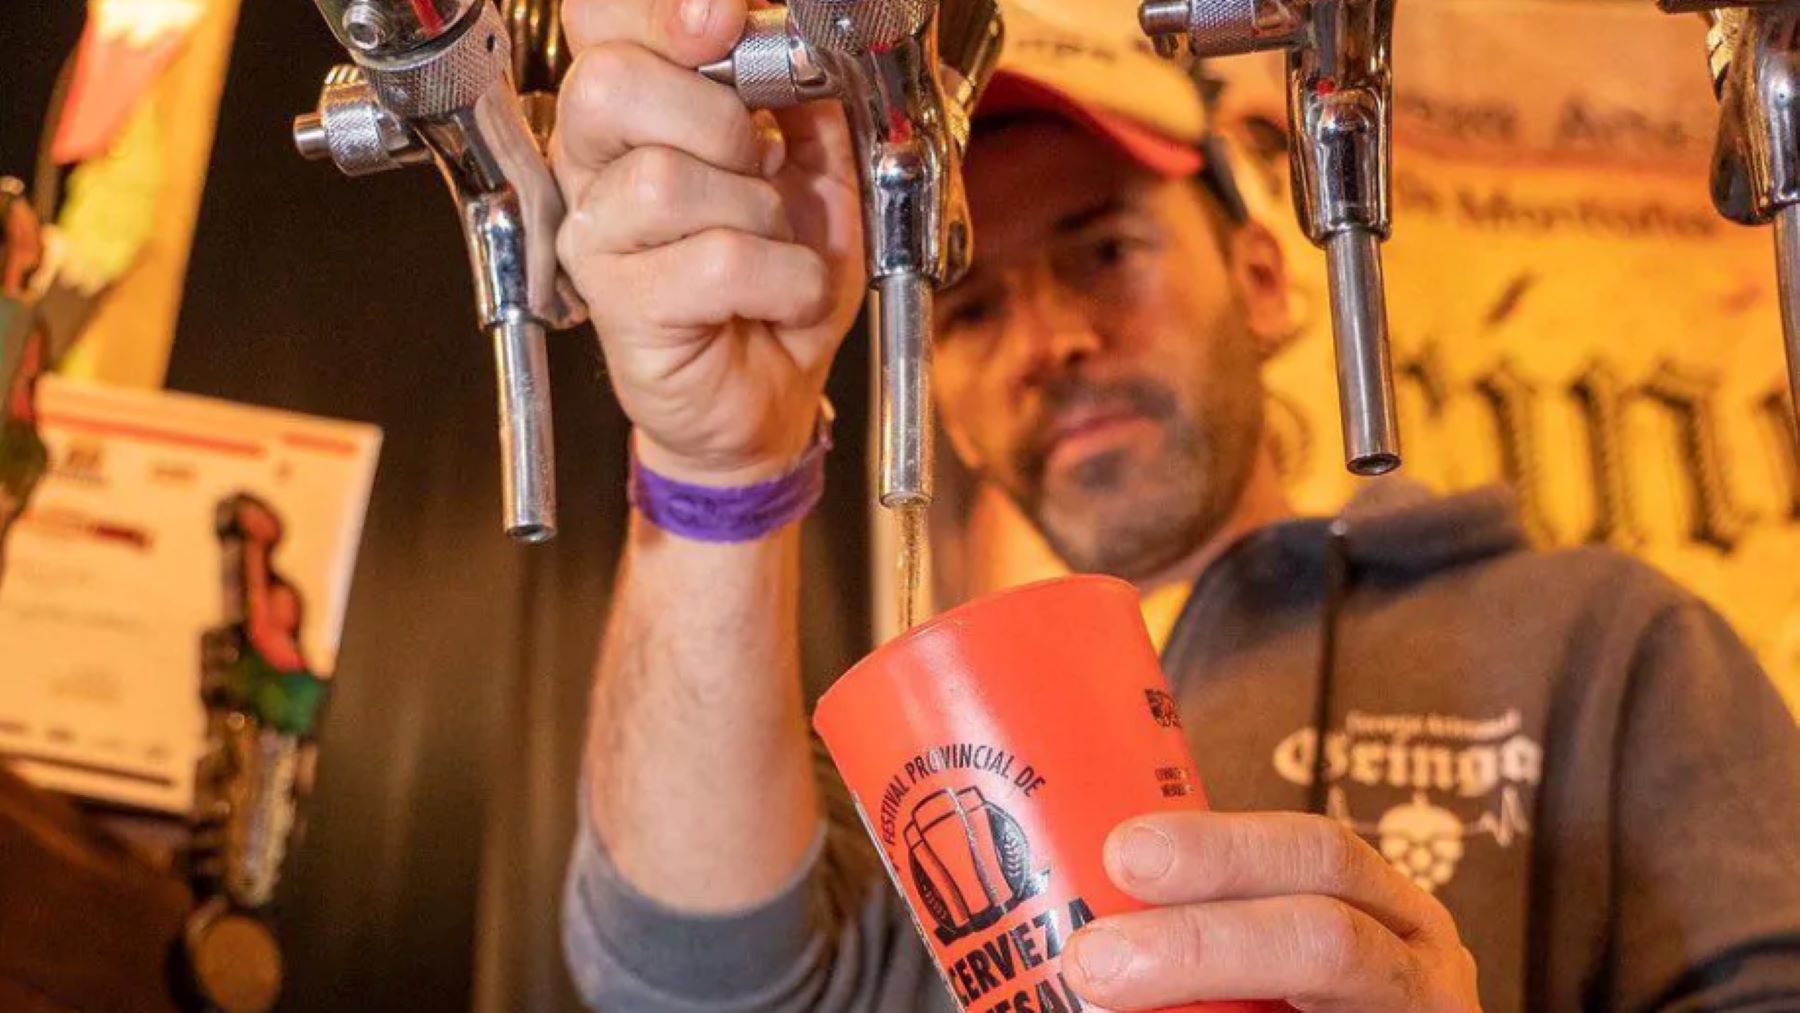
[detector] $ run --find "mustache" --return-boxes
[1013,376,1178,486]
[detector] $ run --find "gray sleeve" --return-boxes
[1607,601,1800,1011]
[560,752,948,1012]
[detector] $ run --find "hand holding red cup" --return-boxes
[815,576,1279,1013]
[816,576,1478,1012]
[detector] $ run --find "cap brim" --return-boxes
[975,71,1205,178]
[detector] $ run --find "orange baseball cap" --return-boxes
[975,0,1210,178]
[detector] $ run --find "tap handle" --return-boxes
[1138,0,1305,58]
[309,0,479,57]
[1140,0,1401,474]
[788,0,933,53]
[699,8,838,108]
[297,1,580,541]
[1288,0,1394,243]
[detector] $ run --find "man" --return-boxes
[551,0,1800,1009]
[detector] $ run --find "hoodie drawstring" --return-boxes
[1308,519,1352,816]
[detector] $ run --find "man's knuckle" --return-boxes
[623,248,687,320]
[792,250,830,314]
[568,43,638,118]
[560,0,605,49]
[1299,897,1365,979]
[1157,907,1207,971]
[748,180,785,231]
[1310,818,1367,896]
[560,0,587,46]
[555,217,584,268]
[720,112,761,168]
[625,148,685,207]
[1419,892,1460,941]
[1388,951,1430,1007]
[551,86,584,156]
[558,217,616,293]
[699,231,755,286]
[639,267,686,328]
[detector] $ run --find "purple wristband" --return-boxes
[628,416,832,543]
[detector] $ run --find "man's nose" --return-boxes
[1005,270,1103,389]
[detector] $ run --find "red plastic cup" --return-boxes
[815,575,1275,1013]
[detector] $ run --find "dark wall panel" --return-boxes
[1,2,85,184]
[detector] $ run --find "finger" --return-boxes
[1064,897,1428,1011]
[598,229,833,334]
[1104,811,1451,942]
[563,0,747,67]
[565,147,789,256]
[555,42,763,179]
[751,110,787,177]
[767,101,854,184]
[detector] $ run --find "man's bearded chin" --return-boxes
[1005,377,1243,583]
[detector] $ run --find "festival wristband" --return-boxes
[628,403,834,543]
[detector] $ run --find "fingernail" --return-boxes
[1116,823,1174,882]
[678,0,711,37]
[1073,927,1131,985]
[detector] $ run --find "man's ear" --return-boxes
[937,404,985,479]
[1227,220,1294,361]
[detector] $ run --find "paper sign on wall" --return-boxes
[0,377,380,813]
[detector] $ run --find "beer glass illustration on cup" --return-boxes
[905,785,1049,944]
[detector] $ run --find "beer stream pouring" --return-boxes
[293,0,586,542]
[1139,0,1401,476]
[1661,0,1800,433]
[701,0,1006,512]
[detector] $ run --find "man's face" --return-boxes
[934,119,1285,581]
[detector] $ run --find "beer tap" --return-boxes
[700,0,1005,511]
[1660,0,1800,430]
[293,0,586,542]
[1140,0,1401,475]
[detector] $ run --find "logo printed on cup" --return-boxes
[864,741,1101,1010]
[905,785,1047,943]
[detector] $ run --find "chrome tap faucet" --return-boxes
[294,0,586,541]
[1142,0,1401,475]
[1662,0,1800,429]
[701,0,1004,510]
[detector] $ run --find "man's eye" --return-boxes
[1087,234,1150,270]
[943,297,1001,330]
[1093,238,1128,267]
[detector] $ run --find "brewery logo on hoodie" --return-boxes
[1273,708,1541,893]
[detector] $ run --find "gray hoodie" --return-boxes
[564,484,1800,1011]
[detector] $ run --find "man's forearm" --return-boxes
[584,513,820,912]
